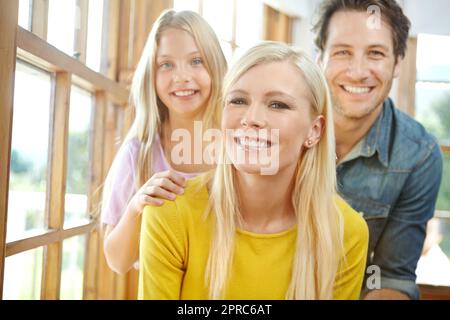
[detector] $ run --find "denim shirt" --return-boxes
[336,98,443,300]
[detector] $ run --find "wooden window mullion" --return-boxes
[31,0,49,40]
[397,37,417,117]
[96,101,117,299]
[231,0,237,52]
[102,0,120,79]
[83,91,106,299]
[74,0,89,63]
[0,0,19,300]
[41,71,71,300]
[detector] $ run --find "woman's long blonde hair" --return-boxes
[101,10,227,217]
[206,42,344,300]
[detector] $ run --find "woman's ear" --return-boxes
[304,115,325,148]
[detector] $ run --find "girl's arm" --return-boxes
[103,170,185,274]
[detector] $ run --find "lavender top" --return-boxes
[101,135,200,225]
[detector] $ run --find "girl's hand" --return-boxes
[127,170,185,216]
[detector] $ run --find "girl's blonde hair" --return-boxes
[206,41,344,300]
[101,10,226,218]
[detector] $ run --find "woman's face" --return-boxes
[155,28,212,119]
[223,60,323,176]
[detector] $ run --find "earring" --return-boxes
[306,139,313,147]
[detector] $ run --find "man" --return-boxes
[313,0,443,299]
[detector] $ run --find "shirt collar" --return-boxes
[360,98,393,167]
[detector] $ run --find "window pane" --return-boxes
[232,45,246,64]
[416,217,450,286]
[417,34,450,82]
[436,153,450,212]
[203,0,233,42]
[415,82,450,144]
[219,40,233,65]
[236,0,263,48]
[47,0,77,56]
[173,0,199,12]
[18,0,31,30]
[86,0,104,72]
[3,247,43,300]
[64,86,92,226]
[60,235,86,300]
[7,62,51,243]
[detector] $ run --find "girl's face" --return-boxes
[223,61,323,176]
[156,28,212,119]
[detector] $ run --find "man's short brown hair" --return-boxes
[312,0,411,59]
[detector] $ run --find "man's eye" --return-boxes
[369,50,385,58]
[270,101,290,109]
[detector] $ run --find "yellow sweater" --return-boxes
[138,175,369,300]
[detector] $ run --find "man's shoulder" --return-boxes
[389,106,440,166]
[392,107,438,149]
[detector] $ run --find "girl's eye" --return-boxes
[270,101,290,109]
[228,98,246,106]
[192,57,203,66]
[159,62,173,69]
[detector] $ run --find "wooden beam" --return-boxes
[41,72,71,300]
[397,37,417,117]
[31,0,49,40]
[0,0,19,300]
[419,284,450,300]
[5,222,96,257]
[16,27,129,105]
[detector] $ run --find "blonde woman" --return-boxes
[139,42,368,299]
[101,10,227,274]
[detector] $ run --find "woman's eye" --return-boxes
[228,98,246,106]
[192,57,203,65]
[334,50,350,56]
[270,101,290,109]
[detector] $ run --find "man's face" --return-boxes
[319,10,401,120]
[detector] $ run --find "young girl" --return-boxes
[101,10,227,274]
[139,42,369,299]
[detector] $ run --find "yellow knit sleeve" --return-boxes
[333,198,369,300]
[138,199,186,299]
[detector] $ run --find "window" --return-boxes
[7,62,52,243]
[47,0,78,57]
[415,34,450,212]
[86,0,105,72]
[3,247,43,300]
[173,0,200,13]
[64,86,93,227]
[415,33,450,287]
[173,0,264,63]
[18,0,31,30]
[1,0,129,300]
[60,235,87,299]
